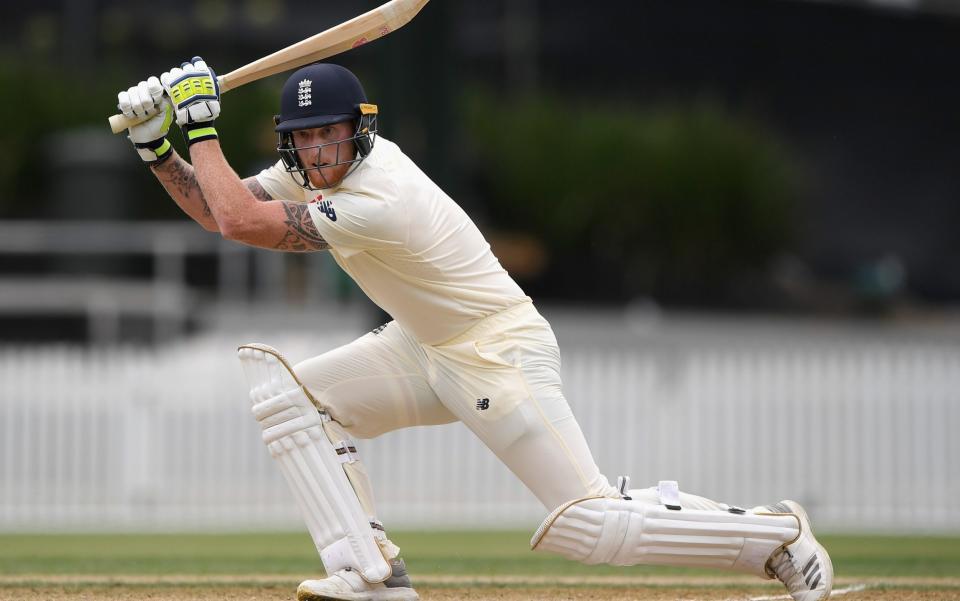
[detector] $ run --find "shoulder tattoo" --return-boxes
[277,202,330,251]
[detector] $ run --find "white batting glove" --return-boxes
[160,56,221,146]
[117,76,174,164]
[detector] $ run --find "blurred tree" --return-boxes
[0,61,124,217]
[465,92,801,305]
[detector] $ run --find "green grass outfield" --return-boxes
[1,532,959,580]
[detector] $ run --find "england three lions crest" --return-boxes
[298,79,312,107]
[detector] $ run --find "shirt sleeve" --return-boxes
[305,168,408,258]
[255,160,308,202]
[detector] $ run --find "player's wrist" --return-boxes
[134,135,174,165]
[182,122,218,146]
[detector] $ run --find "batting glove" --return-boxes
[117,76,174,164]
[160,56,221,146]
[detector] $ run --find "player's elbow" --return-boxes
[218,203,283,249]
[218,216,260,245]
[217,217,247,241]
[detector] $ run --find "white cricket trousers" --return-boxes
[294,300,618,510]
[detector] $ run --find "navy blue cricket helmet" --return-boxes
[274,63,379,189]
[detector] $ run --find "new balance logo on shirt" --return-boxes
[316,199,337,222]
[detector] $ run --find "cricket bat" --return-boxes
[108,0,429,134]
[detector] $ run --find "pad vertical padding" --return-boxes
[238,343,392,583]
[532,494,800,577]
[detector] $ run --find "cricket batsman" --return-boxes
[116,59,833,601]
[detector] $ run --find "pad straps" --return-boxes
[657,480,682,510]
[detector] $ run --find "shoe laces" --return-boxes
[767,547,804,589]
[770,545,825,596]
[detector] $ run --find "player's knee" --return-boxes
[292,354,340,395]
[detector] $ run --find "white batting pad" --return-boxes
[531,490,800,577]
[237,343,392,584]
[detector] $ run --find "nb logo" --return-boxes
[316,199,337,222]
[475,398,490,411]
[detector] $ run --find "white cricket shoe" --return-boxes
[764,500,833,601]
[297,559,419,601]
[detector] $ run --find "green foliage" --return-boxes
[0,61,120,215]
[465,92,801,300]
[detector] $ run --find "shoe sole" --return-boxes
[297,587,419,601]
[781,500,834,601]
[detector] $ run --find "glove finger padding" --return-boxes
[145,75,164,104]
[118,85,146,119]
[159,68,183,90]
[117,89,133,118]
[133,81,157,118]
[161,59,219,114]
[118,78,164,120]
[162,56,221,145]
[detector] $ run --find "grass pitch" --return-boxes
[1,532,958,600]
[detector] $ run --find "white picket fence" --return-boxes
[1,315,958,533]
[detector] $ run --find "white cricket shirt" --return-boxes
[256,137,529,345]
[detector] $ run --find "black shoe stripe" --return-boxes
[802,555,818,576]
[810,573,822,590]
[805,567,820,587]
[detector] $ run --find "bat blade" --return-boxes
[108,0,429,134]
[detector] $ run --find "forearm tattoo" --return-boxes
[155,157,212,216]
[277,202,330,251]
[156,158,273,219]
[246,179,273,202]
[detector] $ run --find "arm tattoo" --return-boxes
[277,202,330,252]
[245,178,274,202]
[157,157,212,217]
